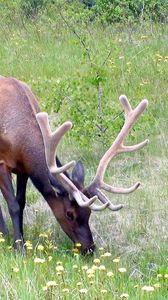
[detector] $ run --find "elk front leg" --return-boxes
[0,205,8,235]
[16,174,28,237]
[0,161,23,248]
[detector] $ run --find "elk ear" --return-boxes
[71,161,85,187]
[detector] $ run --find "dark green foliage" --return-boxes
[20,0,47,18]
[94,0,168,23]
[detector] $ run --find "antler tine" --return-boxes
[36,112,75,173]
[36,112,99,209]
[86,95,149,210]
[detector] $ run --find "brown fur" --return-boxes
[0,76,94,252]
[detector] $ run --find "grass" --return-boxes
[0,11,168,300]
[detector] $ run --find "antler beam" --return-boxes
[36,113,106,210]
[86,95,149,211]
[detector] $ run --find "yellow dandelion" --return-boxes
[56,265,64,272]
[153,283,161,288]
[157,274,162,278]
[101,289,107,294]
[72,248,79,253]
[48,256,52,262]
[87,274,94,278]
[79,288,88,294]
[93,258,100,264]
[99,247,104,251]
[113,258,120,263]
[62,288,69,293]
[56,261,62,265]
[101,252,111,257]
[24,241,32,247]
[75,243,81,248]
[37,245,44,251]
[107,271,114,277]
[34,257,45,264]
[141,35,148,39]
[76,282,82,287]
[86,268,94,275]
[92,265,98,270]
[27,246,33,250]
[141,286,154,292]
[39,233,48,238]
[46,281,57,287]
[12,267,19,273]
[164,274,168,279]
[72,265,78,269]
[120,293,129,298]
[118,267,127,273]
[98,265,106,271]
[0,238,5,243]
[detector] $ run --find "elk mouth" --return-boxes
[78,243,95,255]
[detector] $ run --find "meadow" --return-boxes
[0,4,168,299]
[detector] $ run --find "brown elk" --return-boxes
[0,76,148,252]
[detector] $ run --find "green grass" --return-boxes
[0,13,168,300]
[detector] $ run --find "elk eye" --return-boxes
[66,211,74,221]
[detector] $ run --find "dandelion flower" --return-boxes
[72,265,78,269]
[99,265,106,271]
[46,281,57,287]
[118,268,127,273]
[56,265,64,272]
[141,286,154,292]
[101,252,111,257]
[107,271,114,277]
[62,288,69,293]
[86,269,94,275]
[56,261,62,265]
[48,256,52,262]
[101,289,107,294]
[72,248,79,253]
[37,244,44,251]
[39,233,48,238]
[93,258,100,264]
[164,274,168,279]
[12,267,19,273]
[75,243,81,248]
[153,283,161,288]
[120,293,129,298]
[99,247,104,251]
[157,274,162,278]
[0,238,5,243]
[34,257,45,264]
[79,288,88,294]
[92,265,98,270]
[76,282,82,287]
[113,258,120,263]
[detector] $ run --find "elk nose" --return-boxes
[82,243,95,255]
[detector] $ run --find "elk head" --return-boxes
[36,95,149,252]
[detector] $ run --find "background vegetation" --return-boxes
[0,0,167,299]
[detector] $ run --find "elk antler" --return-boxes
[36,113,106,210]
[86,95,149,211]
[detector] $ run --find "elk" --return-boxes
[0,76,148,252]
